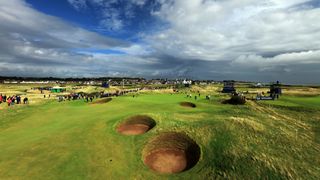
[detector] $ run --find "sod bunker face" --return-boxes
[143,132,200,174]
[92,98,112,104]
[222,95,246,105]
[180,102,196,108]
[116,115,156,135]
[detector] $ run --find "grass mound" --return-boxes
[142,132,200,174]
[223,95,246,105]
[92,98,112,104]
[116,115,156,135]
[180,102,196,108]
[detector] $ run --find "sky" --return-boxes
[0,0,320,84]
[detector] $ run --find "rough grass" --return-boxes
[0,84,319,179]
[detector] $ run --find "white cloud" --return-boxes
[0,0,162,78]
[0,0,128,49]
[67,0,148,31]
[148,0,320,65]
[131,0,147,7]
[114,44,153,56]
[0,0,133,77]
[67,0,87,10]
[233,50,320,67]
[99,17,124,31]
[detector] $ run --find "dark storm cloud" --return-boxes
[126,53,231,79]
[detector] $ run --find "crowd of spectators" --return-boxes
[0,94,28,106]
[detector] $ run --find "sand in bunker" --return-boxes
[117,124,151,135]
[144,148,188,173]
[117,115,156,135]
[143,132,200,174]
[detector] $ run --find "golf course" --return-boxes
[0,84,319,179]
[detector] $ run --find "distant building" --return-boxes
[50,87,66,93]
[222,80,236,93]
[102,82,110,88]
[4,81,18,84]
[183,79,192,87]
[269,81,282,99]
[20,81,50,84]
[255,83,262,87]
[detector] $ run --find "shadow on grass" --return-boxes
[310,119,320,144]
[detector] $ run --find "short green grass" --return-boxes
[259,95,320,108]
[0,86,319,179]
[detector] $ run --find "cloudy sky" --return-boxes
[0,0,320,84]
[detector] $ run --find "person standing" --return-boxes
[16,96,21,104]
[11,96,15,105]
[7,98,12,106]
[23,97,28,104]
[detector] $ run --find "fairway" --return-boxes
[0,88,319,179]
